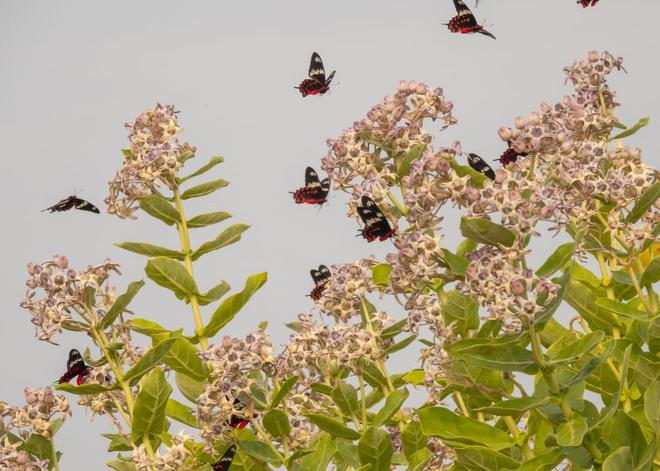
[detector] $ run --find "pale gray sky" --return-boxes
[1,1,659,469]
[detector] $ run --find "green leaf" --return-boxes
[298,434,337,471]
[564,279,622,331]
[454,446,520,470]
[239,440,282,465]
[535,268,572,329]
[83,284,96,307]
[358,427,394,471]
[398,144,426,179]
[271,376,298,408]
[650,316,660,354]
[55,382,121,395]
[335,439,361,468]
[643,381,660,437]
[407,448,431,471]
[477,396,550,416]
[203,272,268,338]
[196,281,231,306]
[460,217,515,247]
[536,242,575,277]
[123,336,178,385]
[626,181,659,223]
[162,337,209,381]
[165,398,197,428]
[450,160,487,187]
[417,406,514,450]
[374,388,408,426]
[181,178,229,200]
[548,331,604,362]
[191,223,250,261]
[381,319,408,339]
[441,249,469,276]
[372,263,392,287]
[106,460,136,471]
[515,449,563,471]
[602,446,633,471]
[402,370,425,386]
[100,280,145,330]
[384,335,417,355]
[310,382,333,397]
[145,257,198,300]
[592,345,632,430]
[131,367,172,444]
[610,116,649,141]
[332,383,360,417]
[104,433,133,452]
[556,415,587,446]
[179,156,224,183]
[402,421,427,459]
[452,345,535,372]
[596,298,648,320]
[263,410,291,438]
[24,433,55,461]
[306,414,361,440]
[139,195,180,226]
[442,290,479,337]
[640,257,660,287]
[175,372,207,404]
[130,318,170,337]
[116,242,184,260]
[187,211,232,229]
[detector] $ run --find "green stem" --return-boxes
[386,190,408,217]
[627,265,654,313]
[585,441,603,463]
[143,434,157,463]
[250,419,286,464]
[49,436,60,471]
[358,373,368,432]
[454,392,469,417]
[173,188,209,350]
[526,153,537,180]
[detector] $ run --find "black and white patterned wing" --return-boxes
[453,0,478,27]
[310,265,331,286]
[467,153,496,180]
[213,445,237,471]
[43,196,77,213]
[304,167,322,189]
[73,197,100,214]
[359,196,393,235]
[67,349,87,376]
[319,178,330,199]
[308,52,326,85]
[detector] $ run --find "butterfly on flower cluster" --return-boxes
[309,265,331,301]
[356,196,396,242]
[290,167,330,205]
[57,349,91,385]
[467,153,496,180]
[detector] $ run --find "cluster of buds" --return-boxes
[20,256,120,343]
[131,431,194,471]
[106,103,196,219]
[386,231,444,293]
[315,259,378,321]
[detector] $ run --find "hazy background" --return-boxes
[1,0,659,468]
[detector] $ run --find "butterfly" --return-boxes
[290,167,330,205]
[43,195,100,214]
[497,142,528,166]
[226,398,252,429]
[212,445,236,471]
[57,349,92,385]
[356,196,396,242]
[467,153,496,180]
[577,0,599,7]
[445,0,495,39]
[309,265,331,301]
[295,52,336,97]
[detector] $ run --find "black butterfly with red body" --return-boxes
[467,153,496,180]
[446,0,495,39]
[497,142,528,166]
[578,0,599,7]
[43,195,100,214]
[309,265,331,301]
[290,167,330,205]
[212,445,236,471]
[57,349,92,385]
[226,397,253,429]
[295,52,336,97]
[356,196,396,242]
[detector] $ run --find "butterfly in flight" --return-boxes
[578,0,599,7]
[57,349,92,385]
[497,142,528,166]
[467,153,496,180]
[212,445,237,471]
[309,265,331,301]
[445,0,495,39]
[295,52,336,97]
[356,196,396,242]
[290,167,330,205]
[43,195,100,214]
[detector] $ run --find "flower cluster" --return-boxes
[0,437,49,471]
[106,103,196,219]
[20,256,120,343]
[196,331,274,446]
[131,432,194,471]
[315,259,378,321]
[386,231,443,293]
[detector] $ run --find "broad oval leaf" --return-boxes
[477,396,550,416]
[196,281,231,306]
[639,256,660,287]
[123,336,178,385]
[454,446,520,470]
[407,448,431,471]
[332,383,360,417]
[535,267,572,329]
[129,318,170,337]
[263,410,291,438]
[145,257,198,300]
[643,381,660,437]
[99,280,145,330]
[442,290,479,337]
[548,331,604,362]
[556,415,587,446]
[116,242,184,260]
[626,180,659,223]
[298,434,337,471]
[271,376,298,408]
[162,337,209,381]
[181,178,229,200]
[187,211,232,229]
[202,272,268,338]
[165,398,197,428]
[460,217,515,247]
[602,446,633,471]
[239,440,282,465]
[131,367,172,444]
[536,242,575,277]
[398,144,426,179]
[139,194,180,226]
[417,406,514,450]
[192,223,250,261]
[372,263,392,287]
[174,372,207,404]
[55,382,121,395]
[592,345,632,430]
[358,427,394,471]
[452,345,535,372]
[179,155,224,183]
[374,388,409,426]
[306,414,361,440]
[515,449,564,471]
[441,248,469,276]
[384,335,417,355]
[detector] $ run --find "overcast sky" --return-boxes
[1,1,659,469]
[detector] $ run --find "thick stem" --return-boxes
[250,419,285,464]
[454,392,469,417]
[173,188,209,350]
[627,265,654,314]
[357,373,368,432]
[49,436,60,471]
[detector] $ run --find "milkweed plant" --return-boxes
[2,50,659,470]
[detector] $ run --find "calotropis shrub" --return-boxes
[3,51,658,470]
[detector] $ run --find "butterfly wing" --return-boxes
[310,265,331,286]
[308,52,326,85]
[73,197,100,214]
[305,167,321,189]
[451,0,478,29]
[359,196,394,240]
[213,445,237,471]
[44,196,77,213]
[58,349,87,383]
[319,178,330,199]
[468,153,496,180]
[324,70,336,87]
